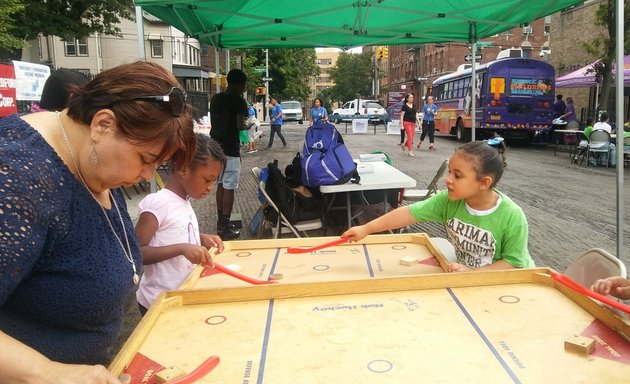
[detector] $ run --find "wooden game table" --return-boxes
[180,233,449,290]
[110,239,630,383]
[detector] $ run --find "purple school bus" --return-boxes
[431,58,555,142]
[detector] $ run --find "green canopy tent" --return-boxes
[134,0,583,49]
[135,0,627,261]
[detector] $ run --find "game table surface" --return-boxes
[180,233,449,289]
[110,236,630,384]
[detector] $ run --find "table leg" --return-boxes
[346,192,352,229]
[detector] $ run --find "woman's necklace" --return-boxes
[56,112,139,285]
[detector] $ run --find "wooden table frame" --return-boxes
[111,267,630,383]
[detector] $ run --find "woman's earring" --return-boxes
[88,141,99,165]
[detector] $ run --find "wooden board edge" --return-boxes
[166,268,549,306]
[532,271,630,340]
[411,233,449,272]
[109,295,183,375]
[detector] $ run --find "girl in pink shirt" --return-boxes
[135,134,226,314]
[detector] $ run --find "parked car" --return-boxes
[280,100,304,124]
[330,99,388,124]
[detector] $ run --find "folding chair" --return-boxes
[585,129,612,168]
[565,248,627,289]
[251,167,323,238]
[403,159,449,202]
[572,131,588,165]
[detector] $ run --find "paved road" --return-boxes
[115,122,630,360]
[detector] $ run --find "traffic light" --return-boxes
[376,46,383,60]
[376,46,388,60]
[255,86,266,95]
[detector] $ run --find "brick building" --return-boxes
[550,0,603,121]
[384,18,550,106]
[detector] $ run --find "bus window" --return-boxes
[508,103,531,114]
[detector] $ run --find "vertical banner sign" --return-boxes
[12,60,50,101]
[386,91,406,122]
[0,64,17,116]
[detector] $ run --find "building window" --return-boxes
[316,58,332,65]
[65,37,88,56]
[151,40,163,58]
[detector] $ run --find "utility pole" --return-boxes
[265,49,270,122]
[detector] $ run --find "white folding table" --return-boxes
[319,160,416,230]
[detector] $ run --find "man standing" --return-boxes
[210,69,248,240]
[266,97,287,149]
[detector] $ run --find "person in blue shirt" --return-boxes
[266,97,287,149]
[418,95,439,151]
[0,61,195,383]
[310,97,328,124]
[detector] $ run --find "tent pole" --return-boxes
[615,0,624,260]
[470,22,477,142]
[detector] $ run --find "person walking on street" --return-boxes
[210,69,249,240]
[267,97,287,149]
[418,95,438,151]
[246,102,260,153]
[400,93,420,157]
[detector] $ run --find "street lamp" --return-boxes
[264,49,269,122]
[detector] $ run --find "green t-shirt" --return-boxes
[583,125,593,138]
[409,190,534,269]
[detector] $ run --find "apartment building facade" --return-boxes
[19,10,211,117]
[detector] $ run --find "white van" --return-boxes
[330,99,387,124]
[280,100,304,124]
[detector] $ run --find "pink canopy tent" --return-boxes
[555,56,630,88]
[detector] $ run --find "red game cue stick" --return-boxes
[211,263,277,285]
[551,271,630,315]
[287,236,349,254]
[166,355,221,384]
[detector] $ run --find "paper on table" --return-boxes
[359,153,386,162]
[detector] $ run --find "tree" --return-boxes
[328,52,375,103]
[0,0,25,54]
[582,0,630,111]
[1,0,133,60]
[232,48,318,104]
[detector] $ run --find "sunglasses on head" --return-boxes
[133,87,187,117]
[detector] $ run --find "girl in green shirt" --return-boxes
[343,141,534,272]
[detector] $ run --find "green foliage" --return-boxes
[0,0,26,52]
[232,48,318,104]
[10,0,133,41]
[580,0,630,109]
[328,51,375,103]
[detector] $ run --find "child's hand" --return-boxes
[591,276,630,300]
[201,234,224,255]
[182,244,215,265]
[341,225,369,242]
[447,262,470,273]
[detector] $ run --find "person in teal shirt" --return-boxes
[266,97,287,149]
[310,97,328,124]
[343,141,534,272]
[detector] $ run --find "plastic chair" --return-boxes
[586,129,611,167]
[251,167,323,238]
[403,159,449,202]
[565,248,627,289]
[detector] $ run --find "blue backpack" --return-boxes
[301,122,360,187]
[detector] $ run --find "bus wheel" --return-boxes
[456,120,470,142]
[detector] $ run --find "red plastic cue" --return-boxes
[287,237,349,254]
[550,271,630,315]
